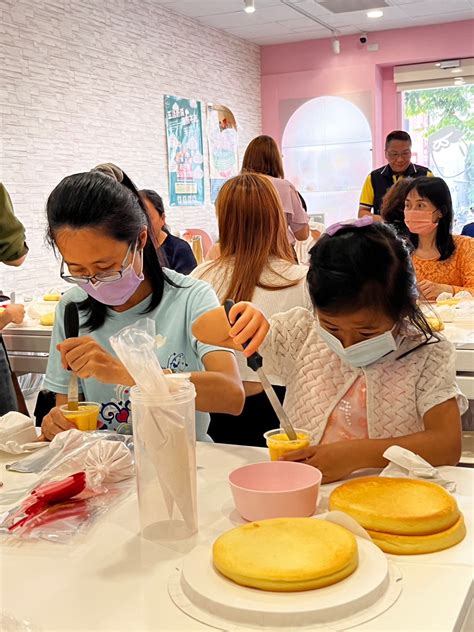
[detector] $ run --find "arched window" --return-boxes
[282,96,372,225]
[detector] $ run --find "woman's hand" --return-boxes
[4,304,25,325]
[57,336,134,385]
[40,406,78,441]
[418,280,453,301]
[227,302,270,357]
[281,442,360,483]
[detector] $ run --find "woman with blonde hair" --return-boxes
[241,135,309,247]
[191,173,311,445]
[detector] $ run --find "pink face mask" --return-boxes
[404,209,439,235]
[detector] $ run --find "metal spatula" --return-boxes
[224,299,297,441]
[64,302,79,412]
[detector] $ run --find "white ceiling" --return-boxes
[154,0,474,45]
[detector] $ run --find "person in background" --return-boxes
[0,183,28,266]
[380,177,414,239]
[241,135,309,245]
[294,218,325,266]
[0,182,28,414]
[191,173,311,446]
[140,189,197,275]
[461,221,474,238]
[193,219,466,483]
[359,131,432,221]
[40,164,244,441]
[0,303,25,415]
[401,177,474,300]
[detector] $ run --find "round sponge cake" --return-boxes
[366,515,466,555]
[212,518,358,592]
[329,477,460,536]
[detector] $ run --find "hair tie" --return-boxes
[326,216,374,236]
[92,162,124,183]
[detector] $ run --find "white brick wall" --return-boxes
[0,0,261,296]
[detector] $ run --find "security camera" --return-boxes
[359,33,368,44]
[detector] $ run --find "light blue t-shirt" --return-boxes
[44,269,231,440]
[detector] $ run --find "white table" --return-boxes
[1,443,473,631]
[444,320,474,400]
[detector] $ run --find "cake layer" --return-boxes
[329,477,460,536]
[367,515,466,555]
[213,517,358,592]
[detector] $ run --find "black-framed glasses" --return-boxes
[387,150,411,160]
[60,242,136,285]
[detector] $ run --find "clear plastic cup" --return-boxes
[60,402,100,431]
[130,378,198,541]
[264,428,311,461]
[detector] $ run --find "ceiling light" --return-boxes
[332,38,340,54]
[451,68,463,73]
[435,63,441,67]
[244,0,255,13]
[367,10,383,18]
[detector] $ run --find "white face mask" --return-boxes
[316,323,398,368]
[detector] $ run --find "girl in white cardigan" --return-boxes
[193,218,466,482]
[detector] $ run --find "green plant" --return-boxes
[404,86,474,141]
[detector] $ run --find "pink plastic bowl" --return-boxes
[229,461,322,522]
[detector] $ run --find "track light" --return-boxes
[332,38,340,54]
[244,0,255,13]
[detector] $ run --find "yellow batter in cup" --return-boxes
[60,402,100,431]
[264,428,311,461]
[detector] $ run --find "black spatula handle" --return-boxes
[224,299,262,372]
[64,302,79,339]
[64,302,79,370]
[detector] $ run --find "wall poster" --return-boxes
[164,95,205,206]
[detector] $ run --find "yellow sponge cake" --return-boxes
[213,517,358,592]
[329,477,459,536]
[366,515,466,555]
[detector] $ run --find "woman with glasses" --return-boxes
[358,130,432,221]
[40,163,244,440]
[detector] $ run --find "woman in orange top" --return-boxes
[399,177,474,300]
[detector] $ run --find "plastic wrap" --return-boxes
[110,318,198,539]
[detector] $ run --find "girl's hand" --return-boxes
[418,280,453,301]
[281,442,360,483]
[227,302,270,357]
[57,336,134,385]
[41,406,77,441]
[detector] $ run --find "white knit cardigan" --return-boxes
[261,307,467,443]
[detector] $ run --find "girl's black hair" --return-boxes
[140,189,164,216]
[403,176,455,261]
[46,166,175,331]
[139,188,170,235]
[307,222,434,341]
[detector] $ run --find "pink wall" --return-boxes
[261,20,474,165]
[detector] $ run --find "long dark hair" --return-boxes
[139,188,170,235]
[307,222,434,341]
[46,165,174,330]
[403,177,455,261]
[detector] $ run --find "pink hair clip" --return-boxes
[326,216,374,236]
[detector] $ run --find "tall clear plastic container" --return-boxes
[130,377,197,540]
